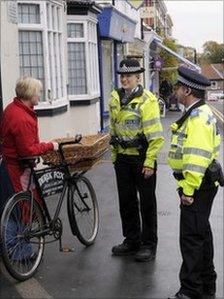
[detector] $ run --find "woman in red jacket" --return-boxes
[1,77,58,260]
[1,76,58,198]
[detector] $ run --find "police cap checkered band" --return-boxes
[177,66,211,90]
[177,75,207,90]
[117,59,145,74]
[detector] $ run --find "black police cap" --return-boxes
[177,66,211,90]
[117,59,145,74]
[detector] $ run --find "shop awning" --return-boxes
[98,6,136,42]
[156,41,201,72]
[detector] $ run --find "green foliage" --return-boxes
[201,41,224,64]
[159,38,179,83]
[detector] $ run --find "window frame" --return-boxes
[18,0,67,111]
[67,15,100,101]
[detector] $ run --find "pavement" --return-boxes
[0,110,223,299]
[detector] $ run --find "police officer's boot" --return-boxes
[135,246,156,262]
[111,241,140,256]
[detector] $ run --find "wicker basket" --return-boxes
[69,156,102,172]
[42,133,110,166]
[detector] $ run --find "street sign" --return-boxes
[127,0,144,10]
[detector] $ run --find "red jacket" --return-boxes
[1,98,54,193]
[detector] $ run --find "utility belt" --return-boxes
[173,159,224,187]
[110,134,148,157]
[110,134,148,150]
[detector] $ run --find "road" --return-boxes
[1,110,223,299]
[208,99,224,133]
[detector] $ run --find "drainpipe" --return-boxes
[0,65,2,118]
[114,40,118,87]
[97,23,104,131]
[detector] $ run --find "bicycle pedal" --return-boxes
[60,247,74,253]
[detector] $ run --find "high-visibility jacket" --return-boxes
[168,103,221,196]
[109,88,164,168]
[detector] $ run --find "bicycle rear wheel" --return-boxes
[68,176,99,246]
[0,192,45,281]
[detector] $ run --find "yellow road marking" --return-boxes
[210,105,224,123]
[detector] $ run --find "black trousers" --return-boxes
[114,154,157,249]
[178,184,218,298]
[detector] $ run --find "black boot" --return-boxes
[168,292,192,299]
[111,241,139,256]
[135,246,156,262]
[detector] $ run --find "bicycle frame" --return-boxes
[20,138,92,241]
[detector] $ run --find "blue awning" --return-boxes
[98,6,136,42]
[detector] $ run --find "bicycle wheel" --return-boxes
[0,191,45,281]
[68,176,99,246]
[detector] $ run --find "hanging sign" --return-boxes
[35,168,65,197]
[127,0,144,10]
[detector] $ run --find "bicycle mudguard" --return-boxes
[67,186,78,236]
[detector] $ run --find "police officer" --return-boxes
[168,66,222,299]
[109,58,164,262]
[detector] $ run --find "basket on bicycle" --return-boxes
[41,133,110,171]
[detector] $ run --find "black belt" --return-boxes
[173,172,184,181]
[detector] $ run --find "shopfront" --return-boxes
[98,5,136,130]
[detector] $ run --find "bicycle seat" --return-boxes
[19,156,40,168]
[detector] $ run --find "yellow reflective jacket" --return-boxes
[109,88,164,168]
[168,103,221,196]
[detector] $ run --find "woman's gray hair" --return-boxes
[15,77,42,100]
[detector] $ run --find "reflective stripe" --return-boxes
[214,145,220,152]
[115,123,141,131]
[183,147,212,159]
[173,131,187,138]
[168,152,183,159]
[142,117,160,128]
[183,164,207,174]
[145,131,163,140]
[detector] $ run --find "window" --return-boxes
[18,1,65,104]
[68,42,87,94]
[18,4,40,24]
[19,31,45,96]
[67,23,84,38]
[67,20,100,97]
[46,3,64,100]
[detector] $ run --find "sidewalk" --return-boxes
[79,111,223,298]
[1,111,223,299]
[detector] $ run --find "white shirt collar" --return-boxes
[185,100,200,112]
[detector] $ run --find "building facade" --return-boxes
[1,0,101,142]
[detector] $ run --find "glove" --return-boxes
[52,142,59,151]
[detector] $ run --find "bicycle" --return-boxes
[158,97,166,118]
[0,136,99,281]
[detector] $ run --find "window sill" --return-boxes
[35,101,68,117]
[70,97,100,106]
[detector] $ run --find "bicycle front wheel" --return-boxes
[68,176,99,246]
[0,192,45,281]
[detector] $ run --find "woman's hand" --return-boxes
[52,142,59,151]
[181,194,194,205]
[142,167,154,179]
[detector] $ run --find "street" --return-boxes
[0,110,223,299]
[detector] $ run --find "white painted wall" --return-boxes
[1,0,101,142]
[1,1,20,107]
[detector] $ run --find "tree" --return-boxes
[159,38,179,83]
[201,41,224,64]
